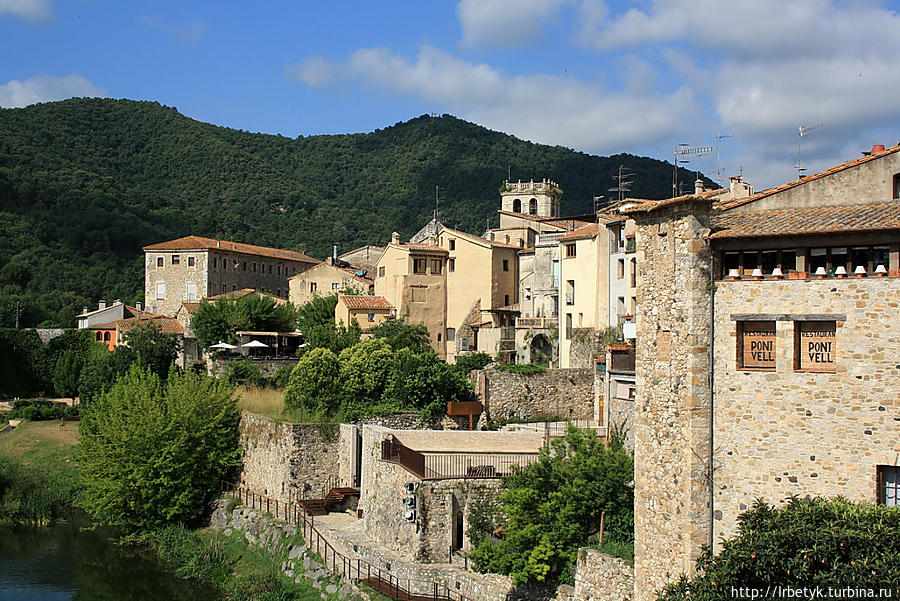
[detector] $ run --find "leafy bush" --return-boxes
[193,294,296,350]
[222,359,264,388]
[496,363,546,375]
[270,364,294,389]
[370,318,431,353]
[468,426,634,585]
[284,347,342,416]
[657,497,900,601]
[7,400,79,421]
[0,328,48,397]
[454,352,493,374]
[78,365,241,527]
[0,457,76,524]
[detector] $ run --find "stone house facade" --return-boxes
[334,294,394,333]
[288,260,374,307]
[143,235,318,316]
[625,143,900,601]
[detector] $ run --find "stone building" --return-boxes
[515,232,564,365]
[335,294,395,333]
[375,234,449,359]
[288,259,374,307]
[143,235,318,316]
[625,143,900,601]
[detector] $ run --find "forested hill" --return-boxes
[0,98,708,327]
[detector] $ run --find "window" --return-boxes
[310,282,317,293]
[630,259,637,288]
[186,282,197,301]
[431,259,442,274]
[505,235,510,244]
[222,284,227,293]
[517,238,524,247]
[449,258,456,272]
[95,331,102,341]
[894,174,900,199]
[242,261,247,271]
[411,286,427,302]
[565,313,572,339]
[156,256,164,269]
[552,260,560,289]
[437,333,442,342]
[413,258,427,274]
[565,280,575,305]
[503,259,509,272]
[213,257,217,268]
[616,296,625,317]
[513,198,521,213]
[378,266,386,277]
[277,265,281,275]
[156,282,166,300]
[446,328,456,342]
[253,262,257,272]
[449,240,456,251]
[617,259,625,279]
[332,282,340,290]
[188,256,195,267]
[565,244,576,258]
[268,264,272,274]
[103,332,110,342]
[368,313,375,322]
[737,321,776,370]
[878,465,899,506]
[504,294,510,306]
[172,255,180,265]
[795,321,836,372]
[529,198,537,215]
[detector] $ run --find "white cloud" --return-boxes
[289,45,701,155]
[0,74,107,108]
[457,0,573,48]
[286,55,342,88]
[0,0,52,23]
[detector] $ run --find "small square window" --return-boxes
[449,240,456,251]
[310,282,317,293]
[431,259,442,274]
[156,257,164,268]
[332,282,339,290]
[413,259,427,274]
[737,321,776,371]
[795,321,836,373]
[172,255,180,265]
[565,244,576,258]
[188,256,195,267]
[378,266,386,277]
[368,313,375,322]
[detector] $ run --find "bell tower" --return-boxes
[500,178,562,218]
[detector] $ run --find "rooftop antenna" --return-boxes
[593,195,606,214]
[796,123,824,179]
[715,134,733,187]
[608,164,634,203]
[673,144,712,197]
[434,185,441,221]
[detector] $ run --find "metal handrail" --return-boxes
[219,481,473,601]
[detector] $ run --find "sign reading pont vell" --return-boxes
[740,321,776,369]
[797,321,836,372]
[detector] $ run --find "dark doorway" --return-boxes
[454,511,464,550]
[354,428,363,487]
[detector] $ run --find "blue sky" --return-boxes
[3,0,900,190]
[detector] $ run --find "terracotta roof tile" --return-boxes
[399,243,449,254]
[709,201,900,239]
[559,223,599,241]
[442,227,522,250]
[143,235,319,264]
[338,295,394,310]
[116,316,185,335]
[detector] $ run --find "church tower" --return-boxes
[500,178,562,218]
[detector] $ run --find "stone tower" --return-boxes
[500,179,562,217]
[626,196,713,601]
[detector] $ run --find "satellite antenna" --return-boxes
[715,134,733,187]
[673,144,712,198]
[796,123,823,179]
[608,164,634,204]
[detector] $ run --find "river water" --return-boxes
[0,518,220,601]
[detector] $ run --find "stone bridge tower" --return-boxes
[625,196,713,601]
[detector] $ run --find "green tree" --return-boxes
[52,348,84,398]
[283,347,342,415]
[191,294,296,351]
[453,352,493,374]
[657,497,900,601]
[117,321,181,379]
[468,427,634,585]
[78,365,241,527]
[369,318,431,353]
[222,358,264,388]
[338,338,395,406]
[382,348,475,418]
[296,294,339,332]
[302,322,361,354]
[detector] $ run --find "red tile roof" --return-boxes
[289,261,373,284]
[709,201,900,239]
[206,288,287,302]
[559,223,599,241]
[339,295,394,310]
[399,243,449,254]
[116,316,185,335]
[443,227,522,250]
[719,144,900,211]
[143,235,319,264]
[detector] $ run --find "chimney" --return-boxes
[114,299,121,305]
[81,306,88,315]
[872,144,886,154]
[391,232,401,245]
[136,301,143,312]
[98,300,106,310]
[694,179,704,195]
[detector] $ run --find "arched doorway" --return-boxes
[531,334,552,365]
[512,198,521,213]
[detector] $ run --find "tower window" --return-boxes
[513,198,521,213]
[503,259,509,272]
[529,198,537,215]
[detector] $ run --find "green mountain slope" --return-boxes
[0,98,707,327]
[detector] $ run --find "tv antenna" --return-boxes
[593,195,606,214]
[673,144,712,198]
[796,123,823,179]
[714,134,733,187]
[608,164,634,204]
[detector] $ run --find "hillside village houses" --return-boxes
[75,149,900,601]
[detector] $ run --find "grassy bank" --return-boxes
[137,524,351,601]
[236,386,341,425]
[0,419,80,524]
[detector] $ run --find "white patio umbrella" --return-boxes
[241,340,269,348]
[210,341,237,349]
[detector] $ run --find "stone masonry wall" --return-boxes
[631,198,712,601]
[239,412,340,503]
[573,548,634,601]
[475,367,594,425]
[711,278,900,544]
[215,358,300,378]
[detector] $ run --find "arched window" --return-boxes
[529,198,538,214]
[103,332,110,342]
[95,332,102,341]
[512,198,521,213]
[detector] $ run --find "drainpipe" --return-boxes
[707,240,716,550]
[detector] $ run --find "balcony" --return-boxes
[381,437,539,479]
[609,345,635,373]
[516,317,559,329]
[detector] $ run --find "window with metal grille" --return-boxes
[878,465,899,506]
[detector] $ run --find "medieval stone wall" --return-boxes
[630,199,712,601]
[238,412,340,503]
[215,358,299,378]
[475,367,594,425]
[711,277,900,543]
[573,548,634,601]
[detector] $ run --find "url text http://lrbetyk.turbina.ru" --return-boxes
[731,586,895,600]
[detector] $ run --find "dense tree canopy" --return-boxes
[0,98,709,327]
[191,294,296,350]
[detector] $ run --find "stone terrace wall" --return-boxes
[215,358,300,378]
[573,548,633,601]
[239,412,340,503]
[475,367,594,425]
